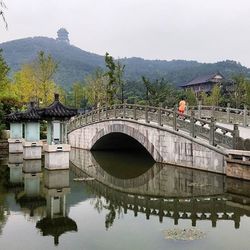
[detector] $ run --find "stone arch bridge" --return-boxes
[67,104,250,174]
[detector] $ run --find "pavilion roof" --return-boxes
[41,94,77,120]
[6,94,77,123]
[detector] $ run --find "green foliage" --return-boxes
[230,75,249,108]
[141,77,183,107]
[200,84,221,106]
[0,48,9,93]
[84,68,108,107]
[104,53,119,105]
[0,103,5,132]
[184,89,197,106]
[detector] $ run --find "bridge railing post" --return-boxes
[123,101,126,118]
[98,108,101,121]
[211,106,215,118]
[145,106,149,123]
[105,104,109,119]
[173,105,177,131]
[226,103,230,123]
[243,105,247,127]
[114,104,117,118]
[190,110,195,137]
[198,100,202,119]
[158,103,162,126]
[91,107,94,122]
[233,123,240,149]
[209,117,215,146]
[133,105,137,120]
[85,113,88,124]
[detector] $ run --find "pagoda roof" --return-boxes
[41,94,77,119]
[5,102,42,122]
[6,94,77,123]
[5,112,22,123]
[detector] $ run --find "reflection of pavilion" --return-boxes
[36,169,77,246]
[8,153,23,187]
[16,159,46,217]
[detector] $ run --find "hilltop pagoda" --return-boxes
[56,28,70,44]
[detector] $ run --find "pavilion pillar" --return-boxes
[8,122,24,153]
[23,121,43,160]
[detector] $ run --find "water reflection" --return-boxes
[36,169,77,246]
[4,155,78,246]
[70,148,250,230]
[0,150,249,249]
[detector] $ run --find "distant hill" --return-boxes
[1,36,250,89]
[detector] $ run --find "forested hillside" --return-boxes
[1,36,250,89]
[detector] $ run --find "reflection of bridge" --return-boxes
[70,161,250,229]
[67,104,250,174]
[70,148,225,197]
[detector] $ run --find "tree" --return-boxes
[141,76,180,107]
[115,60,125,103]
[104,53,118,105]
[0,103,5,133]
[184,88,197,106]
[85,69,107,107]
[209,84,221,106]
[71,82,86,108]
[32,51,58,106]
[229,75,247,108]
[0,49,9,93]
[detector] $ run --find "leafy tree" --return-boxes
[104,53,118,105]
[229,75,247,108]
[71,82,87,108]
[115,60,125,103]
[184,88,197,106]
[0,103,5,133]
[12,51,58,106]
[209,84,221,106]
[84,68,108,107]
[0,49,9,93]
[32,51,58,106]
[141,76,181,107]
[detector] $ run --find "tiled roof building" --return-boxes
[181,72,224,94]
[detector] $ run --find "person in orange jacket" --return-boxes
[178,100,186,114]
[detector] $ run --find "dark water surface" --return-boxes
[0,149,250,250]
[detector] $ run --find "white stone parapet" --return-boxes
[23,141,43,160]
[8,138,24,153]
[44,144,71,170]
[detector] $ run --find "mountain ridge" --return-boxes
[1,36,250,89]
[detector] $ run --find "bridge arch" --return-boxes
[68,119,226,173]
[90,123,163,161]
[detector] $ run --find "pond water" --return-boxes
[0,148,250,250]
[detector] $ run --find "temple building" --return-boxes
[180,72,225,95]
[56,28,70,44]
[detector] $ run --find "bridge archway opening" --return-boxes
[91,132,152,154]
[91,132,155,178]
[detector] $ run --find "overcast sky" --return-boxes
[1,0,250,66]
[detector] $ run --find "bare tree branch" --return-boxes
[0,0,8,29]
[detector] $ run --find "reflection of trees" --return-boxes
[0,164,10,234]
[90,190,123,230]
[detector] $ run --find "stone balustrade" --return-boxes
[67,104,250,151]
